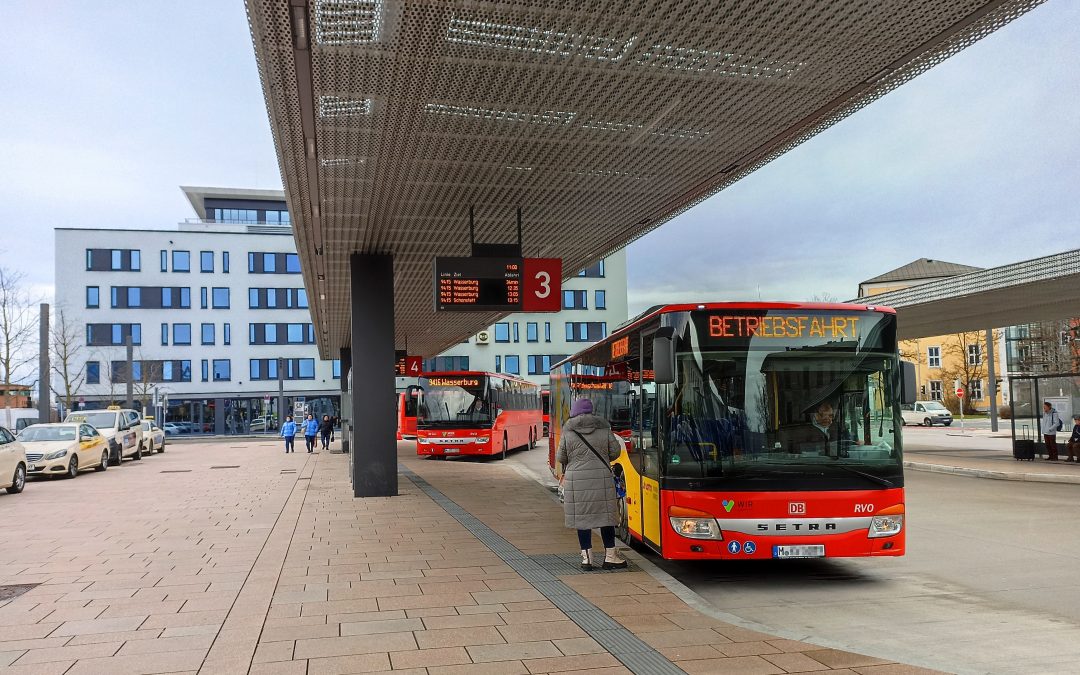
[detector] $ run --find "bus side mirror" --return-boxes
[653,328,676,385]
[900,361,917,405]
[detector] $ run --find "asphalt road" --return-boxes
[497,437,1080,674]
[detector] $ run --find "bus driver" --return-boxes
[787,400,852,457]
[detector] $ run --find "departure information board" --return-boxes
[434,257,521,311]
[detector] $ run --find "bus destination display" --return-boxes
[435,257,521,311]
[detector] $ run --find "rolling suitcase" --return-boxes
[1013,424,1035,461]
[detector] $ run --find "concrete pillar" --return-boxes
[38,304,50,423]
[340,347,351,453]
[986,328,998,433]
[125,335,134,409]
[277,357,285,430]
[350,254,396,497]
[214,398,225,435]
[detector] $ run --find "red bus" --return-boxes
[541,390,551,437]
[550,303,915,561]
[416,372,542,460]
[396,384,422,440]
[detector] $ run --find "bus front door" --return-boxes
[639,333,662,552]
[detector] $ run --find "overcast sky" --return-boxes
[2,1,1077,314]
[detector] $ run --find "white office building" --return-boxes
[54,187,342,434]
[433,251,628,387]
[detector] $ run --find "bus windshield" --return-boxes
[663,310,903,489]
[418,377,492,428]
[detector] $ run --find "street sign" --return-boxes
[522,258,562,312]
[956,387,964,398]
[434,257,521,311]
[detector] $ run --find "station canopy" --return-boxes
[246,0,1042,358]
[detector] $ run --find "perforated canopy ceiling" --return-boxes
[245,0,1043,358]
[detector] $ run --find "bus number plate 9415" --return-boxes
[773,545,825,559]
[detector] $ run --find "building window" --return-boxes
[528,355,556,376]
[967,344,982,366]
[595,290,606,309]
[86,286,99,308]
[160,250,167,272]
[172,250,191,273]
[223,323,231,346]
[927,346,941,369]
[200,251,214,273]
[201,359,209,382]
[173,323,192,346]
[545,322,551,342]
[562,290,587,309]
[526,322,538,342]
[249,358,316,380]
[85,248,140,272]
[929,380,943,401]
[494,322,510,342]
[248,252,302,274]
[286,254,301,273]
[495,355,501,373]
[577,259,605,278]
[201,323,215,345]
[87,323,141,346]
[512,323,520,343]
[332,359,341,379]
[971,379,984,400]
[127,287,141,308]
[86,361,100,385]
[222,251,230,273]
[213,359,231,382]
[161,323,168,346]
[565,322,607,342]
[504,355,520,375]
[200,287,208,309]
[211,287,230,309]
[248,287,310,309]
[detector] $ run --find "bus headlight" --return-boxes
[669,506,722,540]
[476,437,489,444]
[868,514,903,538]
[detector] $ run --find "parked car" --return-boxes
[901,400,954,427]
[19,423,109,478]
[0,426,27,494]
[64,407,145,465]
[249,416,277,432]
[140,420,166,453]
[163,423,184,435]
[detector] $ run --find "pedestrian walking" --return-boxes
[318,414,334,450]
[555,398,627,571]
[1066,414,1080,462]
[1041,401,1063,461]
[303,414,319,453]
[280,415,297,453]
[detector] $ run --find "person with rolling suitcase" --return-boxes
[1013,424,1035,461]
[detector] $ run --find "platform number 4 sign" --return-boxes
[405,356,423,377]
[522,258,562,312]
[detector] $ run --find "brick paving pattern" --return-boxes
[0,439,943,674]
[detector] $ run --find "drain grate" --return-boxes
[210,466,240,469]
[532,553,637,576]
[160,470,192,473]
[0,584,39,602]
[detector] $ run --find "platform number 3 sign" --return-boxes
[522,258,562,312]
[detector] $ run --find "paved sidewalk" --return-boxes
[904,430,1080,484]
[0,440,937,674]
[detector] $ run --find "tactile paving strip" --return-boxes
[399,465,685,675]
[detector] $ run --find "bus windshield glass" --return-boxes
[418,376,492,428]
[663,309,903,490]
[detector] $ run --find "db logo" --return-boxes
[788,502,806,515]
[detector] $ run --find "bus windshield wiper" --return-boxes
[834,464,893,488]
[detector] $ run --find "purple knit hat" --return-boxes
[570,398,593,417]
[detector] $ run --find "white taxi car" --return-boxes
[0,426,27,494]
[140,420,166,453]
[19,423,109,478]
[64,407,144,465]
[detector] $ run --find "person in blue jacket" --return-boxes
[280,415,297,453]
[303,413,320,453]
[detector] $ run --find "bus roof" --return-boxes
[421,371,538,387]
[553,301,896,371]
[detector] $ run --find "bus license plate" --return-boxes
[443,448,459,454]
[773,545,825,559]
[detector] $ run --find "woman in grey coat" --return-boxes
[556,398,627,570]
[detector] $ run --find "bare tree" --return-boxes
[0,266,38,385]
[809,292,839,303]
[941,330,999,415]
[50,306,86,413]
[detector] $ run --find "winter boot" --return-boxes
[602,548,628,570]
[580,549,593,571]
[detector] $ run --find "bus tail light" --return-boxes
[669,506,722,540]
[868,504,904,538]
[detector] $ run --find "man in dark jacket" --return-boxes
[1067,414,1080,462]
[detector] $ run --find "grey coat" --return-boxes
[557,414,622,530]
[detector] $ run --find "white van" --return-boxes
[64,407,145,465]
[901,401,953,427]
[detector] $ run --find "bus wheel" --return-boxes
[499,434,508,461]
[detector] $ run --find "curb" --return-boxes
[904,460,1080,485]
